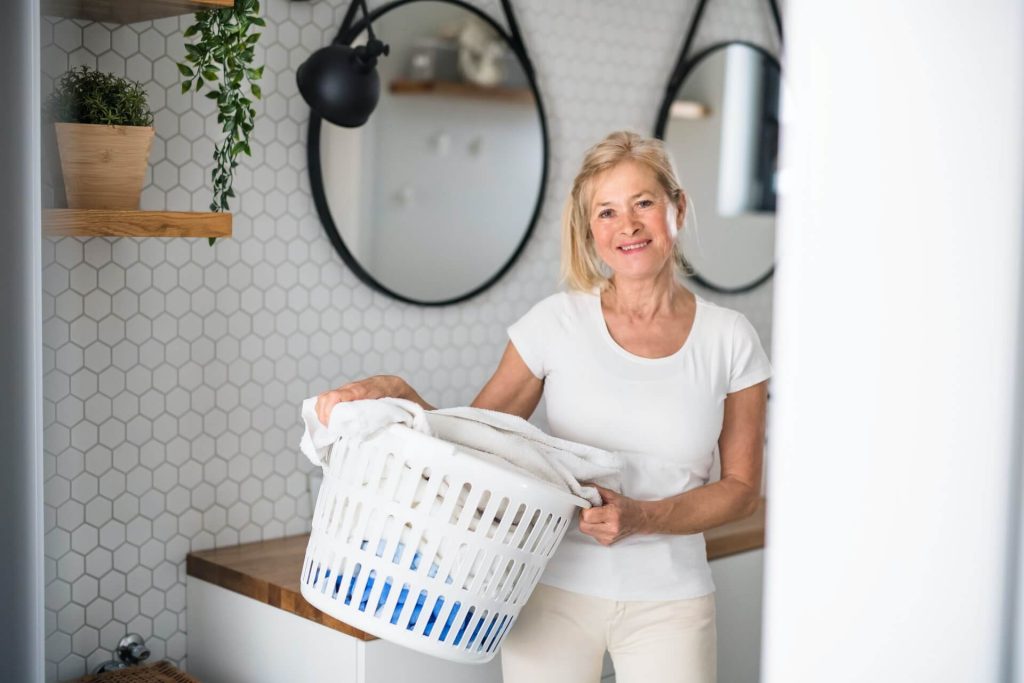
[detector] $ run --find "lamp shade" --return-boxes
[297,42,382,128]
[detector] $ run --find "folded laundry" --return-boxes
[299,397,623,606]
[299,397,623,506]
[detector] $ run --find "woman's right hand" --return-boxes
[315,374,437,426]
[314,374,409,426]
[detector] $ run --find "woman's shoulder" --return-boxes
[527,288,595,317]
[694,296,753,336]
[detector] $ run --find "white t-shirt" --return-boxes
[507,289,772,601]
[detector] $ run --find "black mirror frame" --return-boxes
[307,0,550,307]
[653,0,783,295]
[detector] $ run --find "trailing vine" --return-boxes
[179,0,265,244]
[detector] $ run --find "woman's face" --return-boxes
[588,160,684,283]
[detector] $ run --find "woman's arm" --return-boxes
[579,380,767,545]
[471,342,544,420]
[314,342,543,425]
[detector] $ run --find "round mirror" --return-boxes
[656,42,781,293]
[309,0,548,305]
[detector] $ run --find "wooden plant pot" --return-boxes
[54,122,155,210]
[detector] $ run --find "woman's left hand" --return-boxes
[578,485,652,546]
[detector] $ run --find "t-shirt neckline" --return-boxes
[590,288,703,364]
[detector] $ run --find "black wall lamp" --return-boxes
[296,0,390,127]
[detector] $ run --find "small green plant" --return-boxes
[47,65,154,127]
[179,0,265,245]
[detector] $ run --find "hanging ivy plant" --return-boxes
[178,0,265,244]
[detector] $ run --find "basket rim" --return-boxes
[364,423,593,510]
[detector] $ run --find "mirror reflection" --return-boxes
[315,1,546,304]
[663,43,780,292]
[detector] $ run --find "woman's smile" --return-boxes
[618,239,652,253]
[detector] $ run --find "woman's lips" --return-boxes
[618,240,651,253]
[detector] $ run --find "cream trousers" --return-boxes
[500,583,717,683]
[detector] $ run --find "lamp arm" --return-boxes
[500,0,534,79]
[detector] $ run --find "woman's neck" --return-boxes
[603,270,690,321]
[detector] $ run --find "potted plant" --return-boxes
[47,65,155,210]
[179,0,264,243]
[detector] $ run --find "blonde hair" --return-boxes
[560,130,692,292]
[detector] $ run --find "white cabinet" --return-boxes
[187,578,503,683]
[188,550,762,683]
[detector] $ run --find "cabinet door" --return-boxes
[711,549,764,683]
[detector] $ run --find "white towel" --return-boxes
[299,397,622,507]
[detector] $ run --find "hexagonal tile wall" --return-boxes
[40,0,778,680]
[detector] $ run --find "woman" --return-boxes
[315,131,770,683]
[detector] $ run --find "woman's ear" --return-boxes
[677,193,687,227]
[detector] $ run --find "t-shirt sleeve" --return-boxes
[506,297,557,380]
[728,313,772,393]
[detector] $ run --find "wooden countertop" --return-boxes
[187,498,766,641]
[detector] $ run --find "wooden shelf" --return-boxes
[43,209,232,238]
[42,0,233,23]
[389,79,534,104]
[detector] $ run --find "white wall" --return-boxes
[39,0,781,678]
[763,2,1024,681]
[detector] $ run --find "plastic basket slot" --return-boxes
[394,461,426,507]
[385,581,413,625]
[448,482,474,526]
[468,490,500,537]
[511,507,541,550]
[510,565,542,606]
[484,496,510,540]
[343,562,362,606]
[457,546,487,591]
[428,475,454,520]
[422,595,446,638]
[329,557,350,600]
[437,600,462,642]
[336,439,371,486]
[410,465,445,512]
[338,498,364,548]
[526,513,555,554]
[324,494,351,540]
[498,560,526,603]
[454,484,488,531]
[484,614,509,653]
[493,501,524,546]
[464,608,489,650]
[313,478,335,529]
[440,541,470,587]
[317,489,338,532]
[370,513,398,564]
[378,451,402,500]
[476,611,500,652]
[490,557,518,599]
[404,588,430,631]
[451,605,475,646]
[540,516,566,557]
[361,447,392,494]
[364,568,398,619]
[349,502,381,551]
[487,614,514,653]
[474,552,504,595]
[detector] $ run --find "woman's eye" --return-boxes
[637,199,654,209]
[598,209,613,219]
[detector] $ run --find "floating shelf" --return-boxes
[42,0,233,23]
[670,100,711,120]
[389,79,534,104]
[43,209,232,238]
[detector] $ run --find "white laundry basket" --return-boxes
[300,423,589,664]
